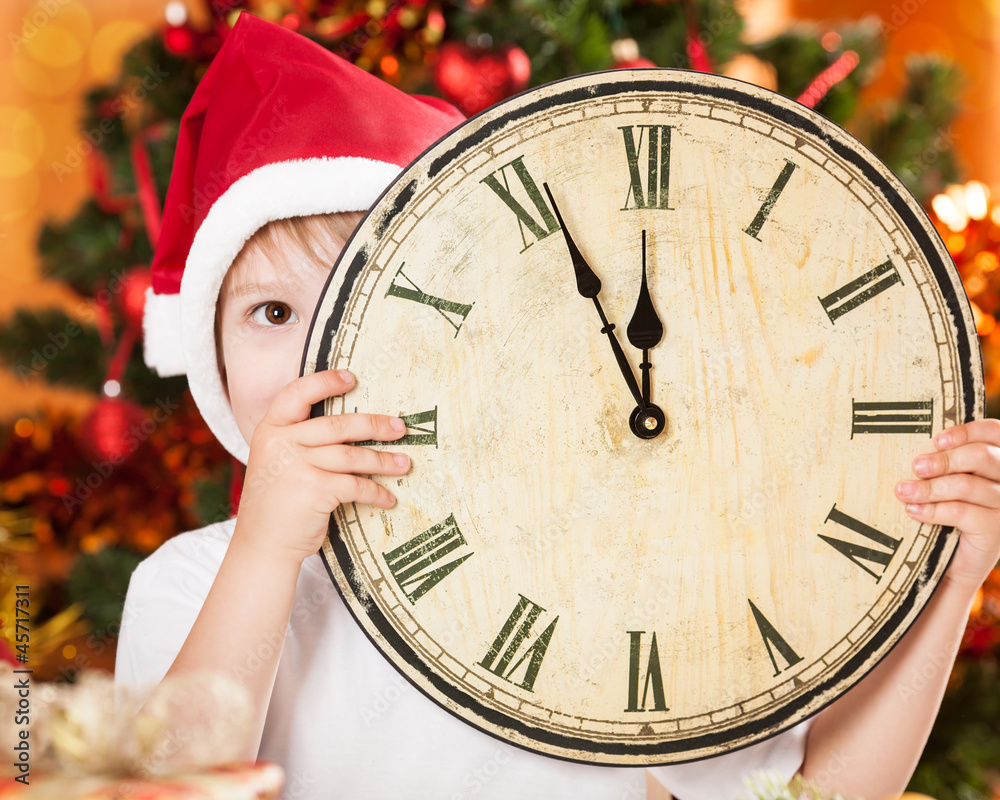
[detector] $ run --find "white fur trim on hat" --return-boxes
[142,287,185,377]
[180,156,402,465]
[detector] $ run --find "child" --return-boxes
[117,13,1000,800]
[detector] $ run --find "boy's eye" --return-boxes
[250,301,298,327]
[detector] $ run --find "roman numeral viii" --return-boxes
[355,408,438,447]
[819,258,902,323]
[820,504,901,582]
[385,265,473,337]
[479,595,558,692]
[749,600,803,677]
[382,513,473,603]
[481,156,560,253]
[851,400,933,437]
[624,631,668,712]
[620,125,673,211]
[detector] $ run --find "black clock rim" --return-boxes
[300,69,981,764]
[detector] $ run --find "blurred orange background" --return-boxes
[1,0,999,420]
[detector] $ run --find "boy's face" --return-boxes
[217,243,337,447]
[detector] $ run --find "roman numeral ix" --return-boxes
[355,408,438,447]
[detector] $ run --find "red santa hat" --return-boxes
[143,12,464,464]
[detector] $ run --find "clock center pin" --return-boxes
[629,403,666,440]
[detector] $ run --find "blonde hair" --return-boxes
[214,210,366,377]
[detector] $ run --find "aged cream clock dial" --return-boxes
[301,69,983,764]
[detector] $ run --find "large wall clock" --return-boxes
[301,69,983,764]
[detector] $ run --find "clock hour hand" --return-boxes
[541,182,646,412]
[626,230,663,405]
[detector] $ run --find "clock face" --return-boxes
[301,70,983,764]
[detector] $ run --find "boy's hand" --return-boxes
[236,369,410,566]
[895,419,1000,592]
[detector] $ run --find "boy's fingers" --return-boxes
[327,474,397,510]
[311,444,410,476]
[264,370,356,427]
[292,412,407,446]
[896,473,1000,509]
[912,441,1000,482]
[934,419,1000,450]
[904,497,999,535]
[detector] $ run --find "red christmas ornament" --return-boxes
[434,42,531,116]
[164,24,196,55]
[80,396,148,464]
[118,266,152,330]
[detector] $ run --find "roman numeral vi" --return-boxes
[624,631,668,712]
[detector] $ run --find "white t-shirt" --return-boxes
[115,517,813,800]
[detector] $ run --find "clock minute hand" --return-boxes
[627,230,663,405]
[542,183,646,411]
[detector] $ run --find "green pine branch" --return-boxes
[0,307,186,406]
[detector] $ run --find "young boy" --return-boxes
[118,12,1000,800]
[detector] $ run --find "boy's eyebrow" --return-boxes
[226,281,287,302]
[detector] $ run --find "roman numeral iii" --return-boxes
[385,265,473,336]
[851,400,933,437]
[481,156,560,253]
[820,504,902,582]
[819,258,902,323]
[620,125,673,211]
[624,631,668,712]
[382,513,473,603]
[749,600,803,677]
[479,595,558,692]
